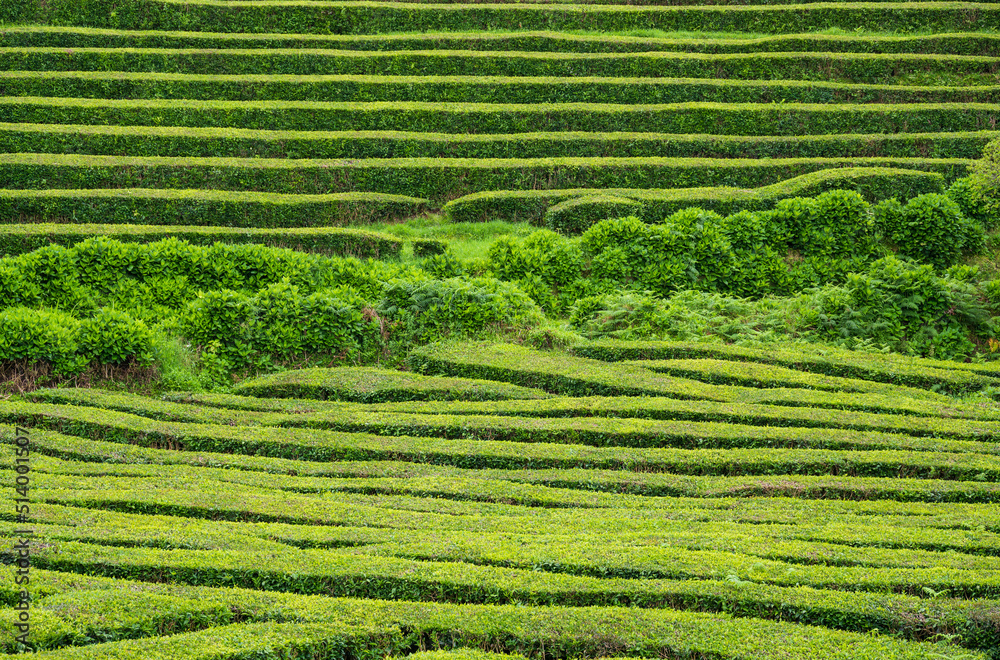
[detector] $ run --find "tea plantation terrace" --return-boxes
[0,6,997,232]
[3,342,1000,658]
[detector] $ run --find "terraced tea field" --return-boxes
[2,341,1000,658]
[3,0,1000,657]
[1,1,998,240]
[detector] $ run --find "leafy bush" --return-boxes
[581,210,736,296]
[76,308,154,367]
[0,307,83,375]
[890,193,984,270]
[412,238,448,258]
[798,256,993,359]
[946,176,994,229]
[487,230,585,313]
[421,251,465,279]
[968,138,1000,222]
[179,280,379,370]
[378,276,544,344]
[544,194,645,234]
[807,189,877,257]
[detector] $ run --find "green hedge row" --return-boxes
[2,568,984,660]
[6,400,997,479]
[15,436,1000,531]
[14,431,1000,530]
[17,495,1000,579]
[628,357,1000,393]
[25,537,1000,609]
[7,70,999,105]
[358,395,1000,437]
[4,48,998,84]
[406,342,957,399]
[274,411,1000,456]
[0,222,402,258]
[17,470,1000,556]
[3,123,994,161]
[22,387,995,453]
[3,27,1000,56]
[0,188,427,227]
[570,340,1000,390]
[346,527,1000,576]
[168,385,1000,420]
[443,167,946,224]
[2,97,995,136]
[0,153,971,202]
[232,367,550,402]
[7,0,1000,37]
[13,430,1000,509]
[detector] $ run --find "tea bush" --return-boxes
[378,276,544,344]
[544,194,645,234]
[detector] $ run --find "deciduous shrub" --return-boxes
[798,256,992,359]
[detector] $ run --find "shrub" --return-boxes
[580,211,736,296]
[178,280,379,369]
[892,193,984,270]
[807,189,876,258]
[544,194,645,235]
[421,251,465,279]
[378,276,544,344]
[0,307,84,375]
[968,138,1000,222]
[947,176,994,230]
[412,239,448,258]
[487,230,585,313]
[799,256,992,360]
[76,308,155,367]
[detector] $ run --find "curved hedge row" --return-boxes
[6,71,999,105]
[6,0,999,35]
[3,48,998,83]
[444,167,946,223]
[3,27,1000,56]
[232,367,551,402]
[0,188,428,226]
[0,223,403,257]
[1,123,995,161]
[570,340,1000,386]
[0,153,969,201]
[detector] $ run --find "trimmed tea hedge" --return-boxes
[1,97,994,136]
[0,123,996,161]
[7,401,999,479]
[0,188,428,227]
[8,0,1000,36]
[0,222,403,257]
[232,367,551,402]
[8,71,999,105]
[2,27,999,56]
[406,342,950,400]
[4,49,999,83]
[444,167,946,224]
[14,430,1000,505]
[0,153,971,201]
[570,340,1000,391]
